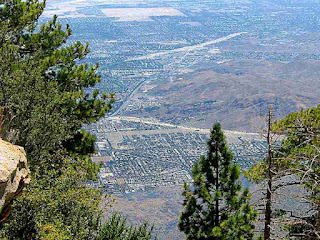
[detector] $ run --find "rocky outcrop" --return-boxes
[0,139,30,221]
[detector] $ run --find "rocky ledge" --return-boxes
[0,139,30,221]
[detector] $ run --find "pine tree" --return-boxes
[264,107,273,240]
[0,7,114,176]
[245,106,282,239]
[179,123,257,240]
[97,214,156,240]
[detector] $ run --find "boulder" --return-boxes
[0,139,30,221]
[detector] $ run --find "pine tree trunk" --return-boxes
[264,179,272,240]
[215,144,219,227]
[264,106,273,240]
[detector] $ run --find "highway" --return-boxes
[127,32,247,61]
[110,80,147,116]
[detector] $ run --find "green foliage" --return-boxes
[0,0,113,169]
[179,123,257,240]
[0,0,114,176]
[97,214,156,240]
[244,156,298,184]
[0,167,101,240]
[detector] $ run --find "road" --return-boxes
[127,32,247,61]
[110,80,147,116]
[108,115,262,144]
